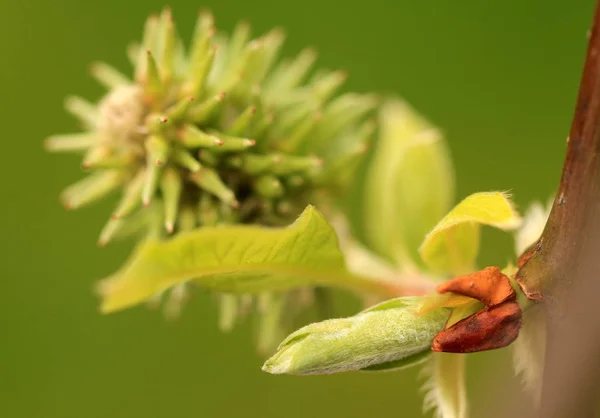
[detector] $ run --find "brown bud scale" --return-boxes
[432,266,523,353]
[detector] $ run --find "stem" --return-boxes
[516,2,600,416]
[517,4,600,301]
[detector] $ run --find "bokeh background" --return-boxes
[1,0,594,417]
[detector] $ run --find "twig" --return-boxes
[516,1,600,416]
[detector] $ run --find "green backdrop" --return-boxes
[1,0,594,417]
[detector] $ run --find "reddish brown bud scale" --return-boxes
[432,266,523,353]
[436,266,515,307]
[432,301,522,353]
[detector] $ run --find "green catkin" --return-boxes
[49,6,374,239]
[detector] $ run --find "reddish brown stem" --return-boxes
[516,2,600,417]
[517,2,600,300]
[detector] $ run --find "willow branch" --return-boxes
[516,2,600,417]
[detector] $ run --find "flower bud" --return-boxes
[262,297,449,375]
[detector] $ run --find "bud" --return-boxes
[262,297,449,375]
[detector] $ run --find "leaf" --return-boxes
[262,296,449,375]
[418,293,477,315]
[446,300,485,327]
[218,294,240,332]
[256,292,287,355]
[99,205,377,313]
[420,191,521,275]
[346,99,454,267]
[362,295,426,313]
[512,304,546,405]
[390,129,455,266]
[361,350,431,372]
[514,201,550,256]
[422,353,468,418]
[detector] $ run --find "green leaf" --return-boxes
[218,294,240,332]
[262,296,449,375]
[422,353,468,418]
[256,292,287,355]
[514,201,550,256]
[346,99,454,268]
[361,350,431,372]
[446,299,485,327]
[362,295,425,313]
[99,205,383,313]
[420,191,521,275]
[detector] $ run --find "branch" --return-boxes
[516,1,600,416]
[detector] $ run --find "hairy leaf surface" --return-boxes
[100,206,376,313]
[420,191,521,275]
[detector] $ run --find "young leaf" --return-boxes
[218,294,240,332]
[256,292,286,355]
[420,191,521,275]
[422,353,468,418]
[361,350,431,372]
[514,201,550,256]
[99,206,383,313]
[262,296,449,375]
[346,99,454,268]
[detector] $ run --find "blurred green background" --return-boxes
[1,0,594,417]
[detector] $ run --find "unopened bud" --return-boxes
[263,297,448,375]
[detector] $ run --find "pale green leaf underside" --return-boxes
[361,295,425,313]
[422,353,468,418]
[419,191,521,275]
[362,99,455,267]
[99,205,371,313]
[361,349,431,372]
[514,201,550,255]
